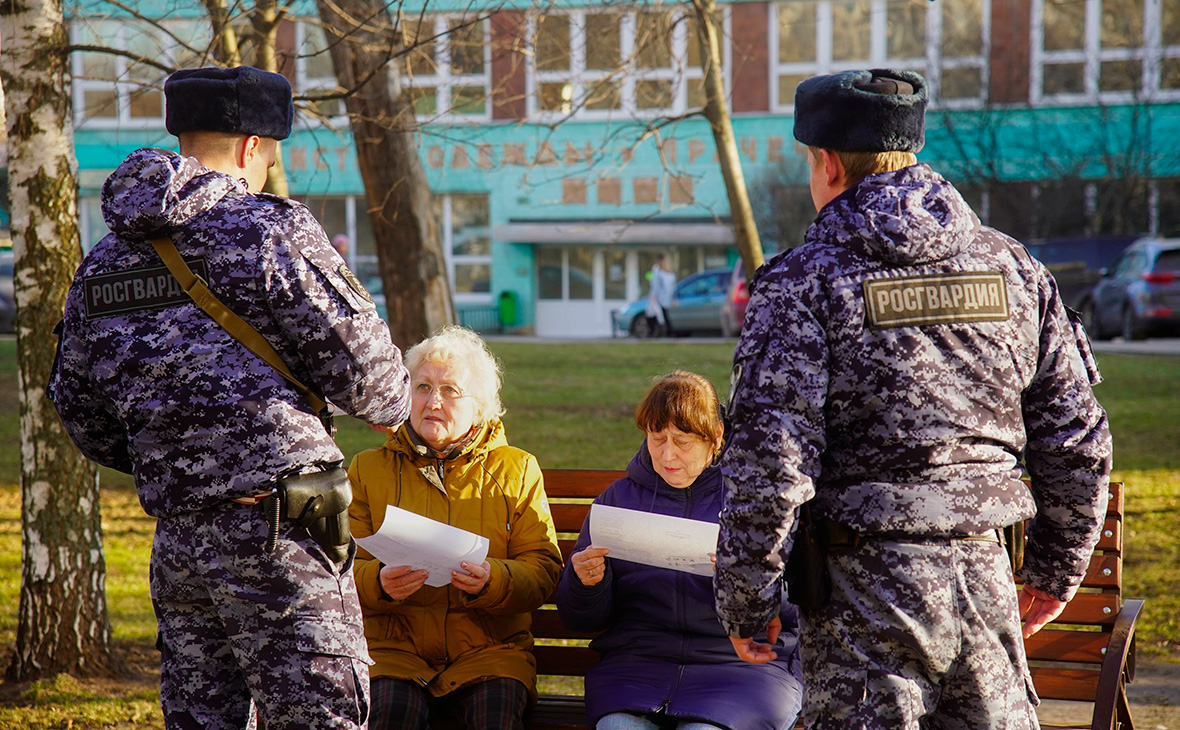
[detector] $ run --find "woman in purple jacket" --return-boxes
[556,371,802,730]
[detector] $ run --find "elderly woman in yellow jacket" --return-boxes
[348,325,562,730]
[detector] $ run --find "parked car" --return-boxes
[615,267,731,337]
[0,250,14,334]
[720,260,749,337]
[1079,237,1180,341]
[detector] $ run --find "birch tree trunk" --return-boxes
[1,0,112,681]
[315,0,454,349]
[691,0,764,278]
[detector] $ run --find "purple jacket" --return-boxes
[556,445,802,730]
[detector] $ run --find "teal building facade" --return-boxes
[68,0,1180,336]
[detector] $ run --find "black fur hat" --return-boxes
[793,69,927,153]
[164,66,294,140]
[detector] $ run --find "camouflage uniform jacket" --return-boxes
[715,164,1112,638]
[49,148,412,518]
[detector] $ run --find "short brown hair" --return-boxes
[809,146,917,188]
[634,371,723,444]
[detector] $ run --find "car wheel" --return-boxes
[1080,300,1107,341]
[630,316,652,338]
[1121,305,1146,341]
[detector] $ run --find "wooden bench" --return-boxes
[528,471,1144,730]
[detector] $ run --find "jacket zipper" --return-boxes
[439,457,451,669]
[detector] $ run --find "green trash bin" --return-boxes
[497,291,519,329]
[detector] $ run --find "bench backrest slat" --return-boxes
[534,470,1128,706]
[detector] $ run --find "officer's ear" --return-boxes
[819,149,846,188]
[237,135,264,168]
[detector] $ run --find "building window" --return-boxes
[436,194,493,301]
[71,19,212,126]
[1033,0,1180,103]
[527,7,729,120]
[296,21,347,122]
[403,15,492,120]
[770,0,988,110]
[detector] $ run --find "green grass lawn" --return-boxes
[0,338,1177,727]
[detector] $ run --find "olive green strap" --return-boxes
[150,237,329,416]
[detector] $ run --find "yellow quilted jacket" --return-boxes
[348,419,562,698]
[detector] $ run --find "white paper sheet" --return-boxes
[589,503,719,576]
[355,506,490,587]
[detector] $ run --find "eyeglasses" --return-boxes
[413,381,469,401]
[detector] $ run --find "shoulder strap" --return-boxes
[150,237,329,417]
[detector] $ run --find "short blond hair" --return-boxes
[808,146,917,188]
[406,325,505,424]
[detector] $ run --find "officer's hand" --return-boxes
[379,564,428,600]
[1019,584,1067,637]
[571,546,610,586]
[369,423,398,435]
[452,560,491,595]
[729,615,781,664]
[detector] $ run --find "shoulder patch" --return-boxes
[82,258,208,319]
[863,271,1009,328]
[339,264,373,303]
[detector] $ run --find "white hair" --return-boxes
[405,325,505,423]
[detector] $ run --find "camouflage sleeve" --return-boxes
[715,272,828,638]
[263,204,411,428]
[47,313,133,474]
[1018,271,1112,602]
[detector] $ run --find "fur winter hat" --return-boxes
[793,69,927,153]
[165,66,294,140]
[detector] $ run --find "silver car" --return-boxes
[614,267,732,337]
[1080,238,1180,340]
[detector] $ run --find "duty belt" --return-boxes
[819,519,1005,550]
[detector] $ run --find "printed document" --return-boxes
[589,503,718,576]
[356,506,490,587]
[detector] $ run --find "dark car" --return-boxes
[1080,238,1180,340]
[0,250,14,334]
[720,260,749,337]
[615,267,732,337]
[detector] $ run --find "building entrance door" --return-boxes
[534,246,633,337]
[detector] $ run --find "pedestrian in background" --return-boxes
[714,69,1111,730]
[49,66,412,729]
[645,253,676,337]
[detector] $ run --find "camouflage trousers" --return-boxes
[151,498,371,730]
[799,537,1038,730]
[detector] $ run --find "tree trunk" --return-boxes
[1,0,112,681]
[691,0,764,279]
[315,0,454,349]
[250,0,290,197]
[203,0,243,66]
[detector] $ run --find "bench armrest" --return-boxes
[1090,597,1144,730]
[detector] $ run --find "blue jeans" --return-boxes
[596,712,723,730]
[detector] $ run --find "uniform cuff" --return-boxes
[724,622,762,639]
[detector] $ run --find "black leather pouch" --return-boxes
[276,467,352,564]
[784,503,832,615]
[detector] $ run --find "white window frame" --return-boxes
[1031,0,1180,105]
[405,14,493,123]
[295,20,349,128]
[525,7,731,123]
[769,0,990,111]
[71,19,208,128]
[439,193,494,305]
